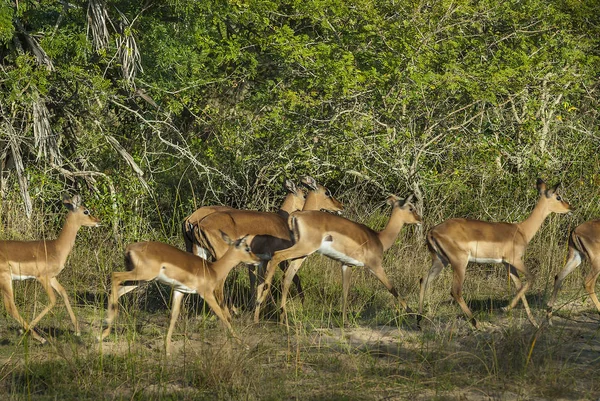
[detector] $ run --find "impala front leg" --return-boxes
[49,277,80,336]
[28,277,58,335]
[504,261,538,328]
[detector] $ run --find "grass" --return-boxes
[0,195,598,400]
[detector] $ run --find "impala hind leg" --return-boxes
[418,256,447,324]
[447,255,477,327]
[255,245,314,323]
[100,269,152,341]
[279,257,306,325]
[584,258,600,314]
[341,264,352,326]
[0,276,46,343]
[278,260,305,304]
[547,249,582,321]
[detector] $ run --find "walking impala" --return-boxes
[182,179,306,259]
[194,176,343,315]
[547,219,600,321]
[253,194,421,324]
[418,179,571,328]
[100,232,263,356]
[0,195,100,343]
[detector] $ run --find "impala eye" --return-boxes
[83,210,90,215]
[326,189,332,197]
[556,195,562,201]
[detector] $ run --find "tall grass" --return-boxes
[0,187,598,400]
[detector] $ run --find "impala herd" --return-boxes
[0,177,598,355]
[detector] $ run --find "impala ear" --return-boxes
[536,178,547,194]
[546,182,561,197]
[63,194,80,211]
[284,179,298,194]
[220,230,233,246]
[71,194,82,207]
[386,195,399,206]
[301,176,318,190]
[235,235,251,249]
[401,193,414,206]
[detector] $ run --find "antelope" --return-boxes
[194,176,343,315]
[547,220,600,321]
[183,205,234,259]
[0,195,100,343]
[418,179,571,328]
[184,179,306,259]
[99,232,263,356]
[253,194,422,325]
[181,180,305,309]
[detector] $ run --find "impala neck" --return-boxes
[377,206,405,252]
[210,250,246,283]
[302,192,320,211]
[277,193,302,219]
[54,212,83,262]
[517,196,551,244]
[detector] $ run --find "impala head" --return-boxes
[387,193,422,225]
[63,195,100,227]
[301,176,344,214]
[536,178,572,214]
[284,179,306,212]
[220,231,264,265]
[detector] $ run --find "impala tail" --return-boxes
[182,220,195,253]
[124,251,135,271]
[195,225,218,260]
[426,231,449,266]
[288,215,301,244]
[568,229,589,261]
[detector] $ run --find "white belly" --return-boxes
[157,270,197,294]
[318,240,364,267]
[11,274,36,281]
[468,257,504,264]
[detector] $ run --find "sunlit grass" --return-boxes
[0,193,598,399]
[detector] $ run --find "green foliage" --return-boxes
[0,0,599,228]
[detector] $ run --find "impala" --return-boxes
[253,194,421,324]
[547,220,600,321]
[182,179,306,258]
[418,179,571,328]
[100,232,263,356]
[0,195,100,343]
[194,176,343,315]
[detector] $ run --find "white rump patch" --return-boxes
[195,247,211,260]
[157,269,197,294]
[318,238,364,267]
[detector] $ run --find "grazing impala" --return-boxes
[100,232,263,356]
[0,195,100,343]
[194,176,343,314]
[254,194,421,324]
[547,220,600,321]
[418,179,571,328]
